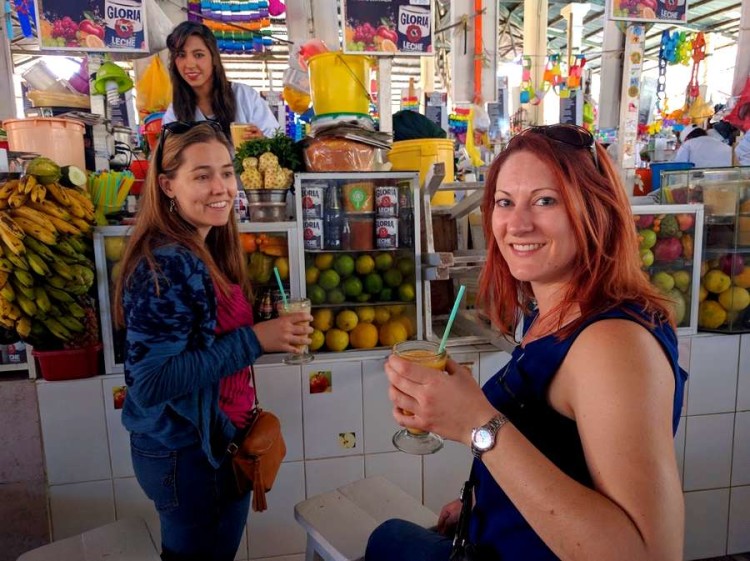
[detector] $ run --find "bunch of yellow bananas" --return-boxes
[0,176,97,344]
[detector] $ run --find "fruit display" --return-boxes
[344,18,398,53]
[612,0,657,19]
[697,254,750,331]
[0,158,99,349]
[634,210,698,330]
[241,233,289,284]
[40,14,106,49]
[305,251,417,352]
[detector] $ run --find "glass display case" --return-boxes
[632,204,704,336]
[94,222,301,374]
[294,172,423,354]
[659,167,750,332]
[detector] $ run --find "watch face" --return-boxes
[474,428,493,450]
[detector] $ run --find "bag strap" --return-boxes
[450,479,474,559]
[226,365,261,456]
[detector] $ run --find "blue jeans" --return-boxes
[365,519,452,561]
[130,433,251,561]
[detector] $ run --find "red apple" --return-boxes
[309,373,330,394]
[719,254,745,276]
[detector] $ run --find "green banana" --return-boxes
[0,257,13,272]
[66,301,86,318]
[16,292,38,317]
[51,260,74,281]
[67,236,87,254]
[24,237,55,261]
[12,269,34,288]
[57,315,84,332]
[65,282,89,296]
[45,285,75,304]
[48,275,67,289]
[11,278,35,300]
[54,239,78,258]
[0,283,15,302]
[5,251,29,271]
[34,287,51,314]
[71,264,94,287]
[26,250,51,276]
[42,317,71,340]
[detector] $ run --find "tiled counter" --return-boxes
[33,338,750,561]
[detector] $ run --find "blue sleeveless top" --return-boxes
[468,305,688,560]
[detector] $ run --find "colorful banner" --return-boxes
[35,0,148,52]
[609,0,688,24]
[342,0,432,56]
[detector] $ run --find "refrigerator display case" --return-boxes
[294,172,423,354]
[632,204,704,336]
[659,167,750,332]
[94,222,301,373]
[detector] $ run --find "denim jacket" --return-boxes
[121,244,262,468]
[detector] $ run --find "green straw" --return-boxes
[273,267,288,308]
[438,285,466,354]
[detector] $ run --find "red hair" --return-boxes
[476,133,675,339]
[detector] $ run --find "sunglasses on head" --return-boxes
[154,120,224,174]
[519,124,600,173]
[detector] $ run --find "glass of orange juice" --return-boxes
[277,298,314,365]
[230,122,260,149]
[391,340,447,455]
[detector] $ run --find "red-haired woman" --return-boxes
[367,125,687,561]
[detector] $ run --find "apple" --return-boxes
[719,254,745,276]
[309,373,330,394]
[113,387,127,409]
[635,214,654,228]
[640,248,654,268]
[79,19,104,39]
[652,271,675,292]
[639,229,657,250]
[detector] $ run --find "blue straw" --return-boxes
[438,285,466,354]
[273,267,288,308]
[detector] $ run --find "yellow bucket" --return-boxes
[388,139,455,206]
[308,52,371,116]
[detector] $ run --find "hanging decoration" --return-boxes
[11,0,34,38]
[518,53,586,106]
[197,0,273,53]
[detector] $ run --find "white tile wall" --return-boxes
[102,376,133,478]
[728,485,750,554]
[731,411,750,486]
[674,418,686,483]
[49,480,115,540]
[112,476,158,537]
[688,335,739,415]
[684,488,730,560]
[364,452,422,503]
[247,461,306,559]
[302,361,363,459]
[478,351,512,386]
[305,456,364,498]
[423,441,473,514]
[738,334,750,412]
[362,358,400,454]
[255,365,304,462]
[683,413,735,491]
[38,378,111,485]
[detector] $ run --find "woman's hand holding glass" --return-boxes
[385,356,499,447]
[253,312,313,355]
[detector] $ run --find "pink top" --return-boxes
[216,283,256,429]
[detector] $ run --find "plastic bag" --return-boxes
[726,77,750,132]
[136,56,172,116]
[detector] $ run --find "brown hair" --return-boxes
[166,22,236,137]
[476,132,675,339]
[113,123,249,327]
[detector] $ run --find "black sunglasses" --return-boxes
[153,120,224,173]
[519,124,600,173]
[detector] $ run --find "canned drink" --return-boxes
[301,185,325,218]
[303,219,325,250]
[375,186,399,217]
[234,190,248,222]
[375,217,398,249]
[6,341,26,364]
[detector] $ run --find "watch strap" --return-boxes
[471,414,508,459]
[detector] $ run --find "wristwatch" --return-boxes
[470,414,508,459]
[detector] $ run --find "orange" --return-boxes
[85,34,106,48]
[393,315,415,338]
[350,323,379,349]
[240,233,257,253]
[379,320,408,347]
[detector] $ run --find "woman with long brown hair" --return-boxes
[162,21,278,140]
[367,125,687,561]
[114,121,311,561]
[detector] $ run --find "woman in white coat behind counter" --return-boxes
[162,21,279,140]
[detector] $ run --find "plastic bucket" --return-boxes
[308,52,371,116]
[388,139,456,205]
[32,343,102,381]
[2,118,86,170]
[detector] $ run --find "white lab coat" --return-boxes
[672,135,733,168]
[163,82,280,137]
[737,134,750,166]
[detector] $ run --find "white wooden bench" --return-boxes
[16,518,160,561]
[294,476,439,561]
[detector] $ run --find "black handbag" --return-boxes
[449,479,493,561]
